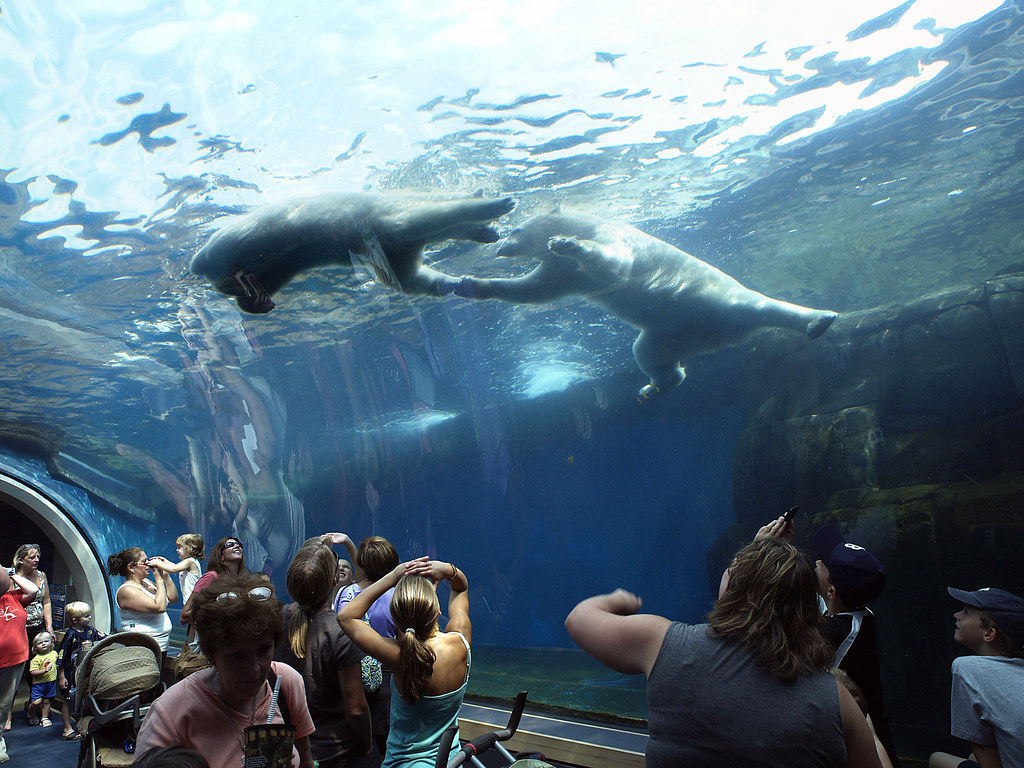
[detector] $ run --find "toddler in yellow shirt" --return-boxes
[28,632,58,728]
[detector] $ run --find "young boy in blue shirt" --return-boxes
[55,601,106,740]
[929,587,1024,768]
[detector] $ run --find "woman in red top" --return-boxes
[1,564,40,762]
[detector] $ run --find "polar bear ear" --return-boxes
[472,188,485,198]
[549,203,563,213]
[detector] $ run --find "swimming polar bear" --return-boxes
[190,191,516,313]
[455,206,837,398]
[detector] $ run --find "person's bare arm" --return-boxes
[180,591,198,625]
[971,743,1004,768]
[839,683,883,768]
[339,559,428,667]
[148,557,194,574]
[41,572,54,634]
[160,567,179,604]
[565,589,670,676]
[422,561,470,640]
[8,570,39,604]
[338,663,372,756]
[295,735,314,768]
[929,753,967,768]
[321,532,363,581]
[118,579,167,613]
[865,715,895,768]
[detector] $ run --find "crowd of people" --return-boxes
[1,521,1021,767]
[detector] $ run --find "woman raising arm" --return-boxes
[107,548,179,654]
[566,538,880,768]
[338,557,470,768]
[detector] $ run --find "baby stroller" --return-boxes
[74,632,165,768]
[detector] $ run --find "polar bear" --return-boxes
[190,191,515,313]
[455,207,837,398]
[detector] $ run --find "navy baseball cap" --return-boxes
[947,587,1024,650]
[813,524,886,608]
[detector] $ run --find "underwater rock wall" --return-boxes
[719,273,1024,754]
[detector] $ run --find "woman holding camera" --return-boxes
[566,537,882,768]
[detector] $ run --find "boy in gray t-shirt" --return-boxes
[929,586,1024,768]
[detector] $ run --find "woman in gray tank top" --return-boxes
[566,537,883,768]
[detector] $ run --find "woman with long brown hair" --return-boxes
[275,540,371,768]
[566,537,882,768]
[338,557,469,768]
[179,535,248,626]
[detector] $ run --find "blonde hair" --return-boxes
[391,576,441,703]
[709,537,833,682]
[285,542,336,658]
[176,533,206,560]
[66,601,92,622]
[13,544,40,570]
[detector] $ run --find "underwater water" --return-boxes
[3,0,1024,758]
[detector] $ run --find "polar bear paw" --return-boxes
[547,236,582,257]
[637,384,661,401]
[806,311,838,339]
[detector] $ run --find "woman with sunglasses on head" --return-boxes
[179,536,248,626]
[107,547,179,656]
[137,573,315,767]
[338,557,470,768]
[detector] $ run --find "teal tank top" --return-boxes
[381,631,471,768]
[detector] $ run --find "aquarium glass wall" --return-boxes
[3,1,1024,759]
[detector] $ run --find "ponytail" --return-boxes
[285,541,336,659]
[288,606,312,659]
[391,576,442,703]
[397,625,436,703]
[107,547,143,578]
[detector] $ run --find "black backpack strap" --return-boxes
[265,667,290,725]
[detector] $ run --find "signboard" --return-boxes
[51,583,67,629]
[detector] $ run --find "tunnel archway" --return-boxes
[0,469,113,633]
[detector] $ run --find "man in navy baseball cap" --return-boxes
[930,586,1024,768]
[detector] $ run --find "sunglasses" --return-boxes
[216,586,273,602]
[223,541,244,551]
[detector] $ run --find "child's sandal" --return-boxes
[40,718,53,727]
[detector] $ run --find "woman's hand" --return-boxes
[394,556,431,582]
[147,556,172,570]
[320,532,352,548]
[754,516,795,542]
[407,559,456,585]
[606,588,643,615]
